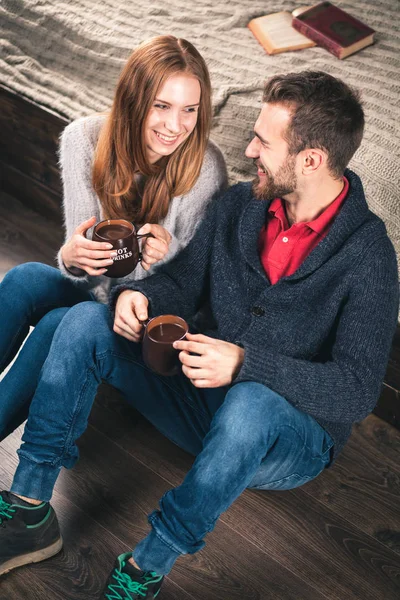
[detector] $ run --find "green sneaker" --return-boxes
[0,490,63,576]
[101,553,164,599]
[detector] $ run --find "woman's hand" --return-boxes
[113,290,149,342]
[61,216,117,276]
[138,223,172,271]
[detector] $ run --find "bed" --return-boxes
[1,0,399,257]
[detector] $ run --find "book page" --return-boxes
[255,12,314,48]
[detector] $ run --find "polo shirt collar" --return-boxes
[268,177,349,235]
[240,169,370,282]
[304,176,349,234]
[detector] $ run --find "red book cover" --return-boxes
[292,2,375,59]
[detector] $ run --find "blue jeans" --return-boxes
[0,262,92,439]
[9,301,334,575]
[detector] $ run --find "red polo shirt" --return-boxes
[259,177,349,284]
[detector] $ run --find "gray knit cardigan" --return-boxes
[56,114,228,302]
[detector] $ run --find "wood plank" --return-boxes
[88,389,400,599]
[300,418,400,555]
[0,190,62,280]
[1,137,62,194]
[224,488,400,600]
[1,161,63,224]
[0,85,68,145]
[375,384,400,429]
[385,327,400,389]
[378,327,400,430]
[299,415,400,554]
[0,85,67,195]
[1,424,327,600]
[61,428,328,600]
[0,84,65,221]
[351,414,400,464]
[0,446,192,600]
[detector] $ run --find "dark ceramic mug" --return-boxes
[92,219,153,278]
[142,315,189,376]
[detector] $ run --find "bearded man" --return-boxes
[1,71,398,600]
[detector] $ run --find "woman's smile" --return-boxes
[153,130,182,145]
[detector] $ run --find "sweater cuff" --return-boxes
[167,234,181,259]
[235,341,281,395]
[108,273,180,318]
[56,248,89,282]
[108,282,157,317]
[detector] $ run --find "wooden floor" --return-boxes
[0,191,400,600]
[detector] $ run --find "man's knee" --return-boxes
[35,307,70,335]
[51,301,112,347]
[214,382,289,445]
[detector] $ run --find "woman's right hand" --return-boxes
[61,216,117,276]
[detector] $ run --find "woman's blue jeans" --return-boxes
[0,262,92,439]
[5,296,334,576]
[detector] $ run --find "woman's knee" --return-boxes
[2,262,59,288]
[1,263,63,307]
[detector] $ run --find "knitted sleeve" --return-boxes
[156,140,228,265]
[56,116,104,282]
[236,237,399,424]
[109,194,221,317]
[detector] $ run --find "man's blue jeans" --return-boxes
[5,297,334,576]
[0,262,92,439]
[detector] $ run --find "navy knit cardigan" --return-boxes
[111,169,399,461]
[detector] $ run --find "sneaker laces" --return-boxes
[0,496,16,525]
[106,568,161,599]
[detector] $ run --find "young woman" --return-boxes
[0,35,227,440]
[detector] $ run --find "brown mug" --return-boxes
[92,219,153,278]
[142,315,189,376]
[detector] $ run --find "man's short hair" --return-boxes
[263,71,364,178]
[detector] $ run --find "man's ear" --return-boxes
[301,148,326,174]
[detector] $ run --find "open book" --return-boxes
[248,7,317,55]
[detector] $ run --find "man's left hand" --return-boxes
[173,333,245,388]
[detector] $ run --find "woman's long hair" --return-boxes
[92,35,212,224]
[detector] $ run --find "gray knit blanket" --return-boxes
[1,0,399,269]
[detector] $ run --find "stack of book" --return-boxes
[248,1,375,59]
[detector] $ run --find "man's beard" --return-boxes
[252,154,297,200]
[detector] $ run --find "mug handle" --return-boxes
[137,232,155,262]
[139,318,150,327]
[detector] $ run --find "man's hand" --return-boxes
[174,333,245,388]
[113,290,149,342]
[138,224,172,271]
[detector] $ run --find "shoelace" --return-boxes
[0,496,16,525]
[106,569,158,599]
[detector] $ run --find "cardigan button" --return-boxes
[251,305,265,317]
